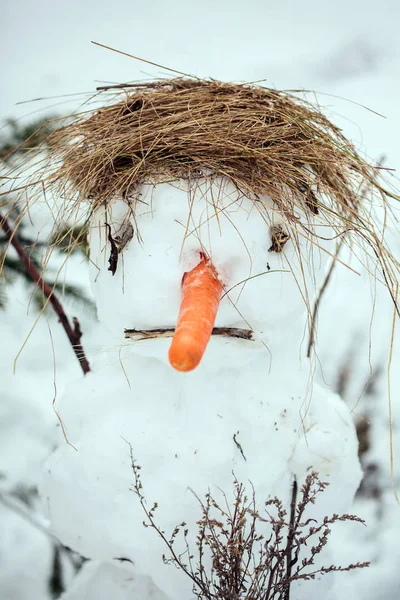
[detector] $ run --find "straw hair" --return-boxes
[3,77,400,313]
[48,79,395,214]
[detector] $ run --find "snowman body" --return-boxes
[41,179,361,599]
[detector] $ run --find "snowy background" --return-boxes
[1,1,400,599]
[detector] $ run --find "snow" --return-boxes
[39,180,362,599]
[59,560,170,600]
[0,255,96,599]
[1,0,400,598]
[0,500,53,600]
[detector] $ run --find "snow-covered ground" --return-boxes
[1,1,400,599]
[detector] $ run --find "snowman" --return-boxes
[38,79,390,599]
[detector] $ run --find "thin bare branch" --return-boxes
[0,211,90,375]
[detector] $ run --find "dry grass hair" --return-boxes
[47,79,394,210]
[2,77,400,312]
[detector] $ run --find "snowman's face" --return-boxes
[89,179,330,364]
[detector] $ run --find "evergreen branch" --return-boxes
[3,254,43,282]
[0,211,90,375]
[0,116,56,161]
[0,236,48,248]
[49,224,89,256]
[31,281,96,316]
[2,255,95,314]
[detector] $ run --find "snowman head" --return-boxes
[42,79,397,371]
[89,177,334,370]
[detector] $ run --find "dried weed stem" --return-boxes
[129,444,369,600]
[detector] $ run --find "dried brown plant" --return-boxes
[129,445,369,600]
[2,78,398,316]
[44,79,395,215]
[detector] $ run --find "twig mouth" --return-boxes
[124,327,254,342]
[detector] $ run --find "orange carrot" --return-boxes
[168,254,223,372]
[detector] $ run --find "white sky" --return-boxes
[1,0,400,165]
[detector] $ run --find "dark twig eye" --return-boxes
[105,220,134,276]
[297,182,319,214]
[268,225,290,253]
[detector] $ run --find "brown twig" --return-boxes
[124,326,254,341]
[284,477,298,600]
[233,431,247,462]
[105,223,118,276]
[0,211,90,375]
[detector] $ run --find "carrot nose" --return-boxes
[168,254,223,372]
